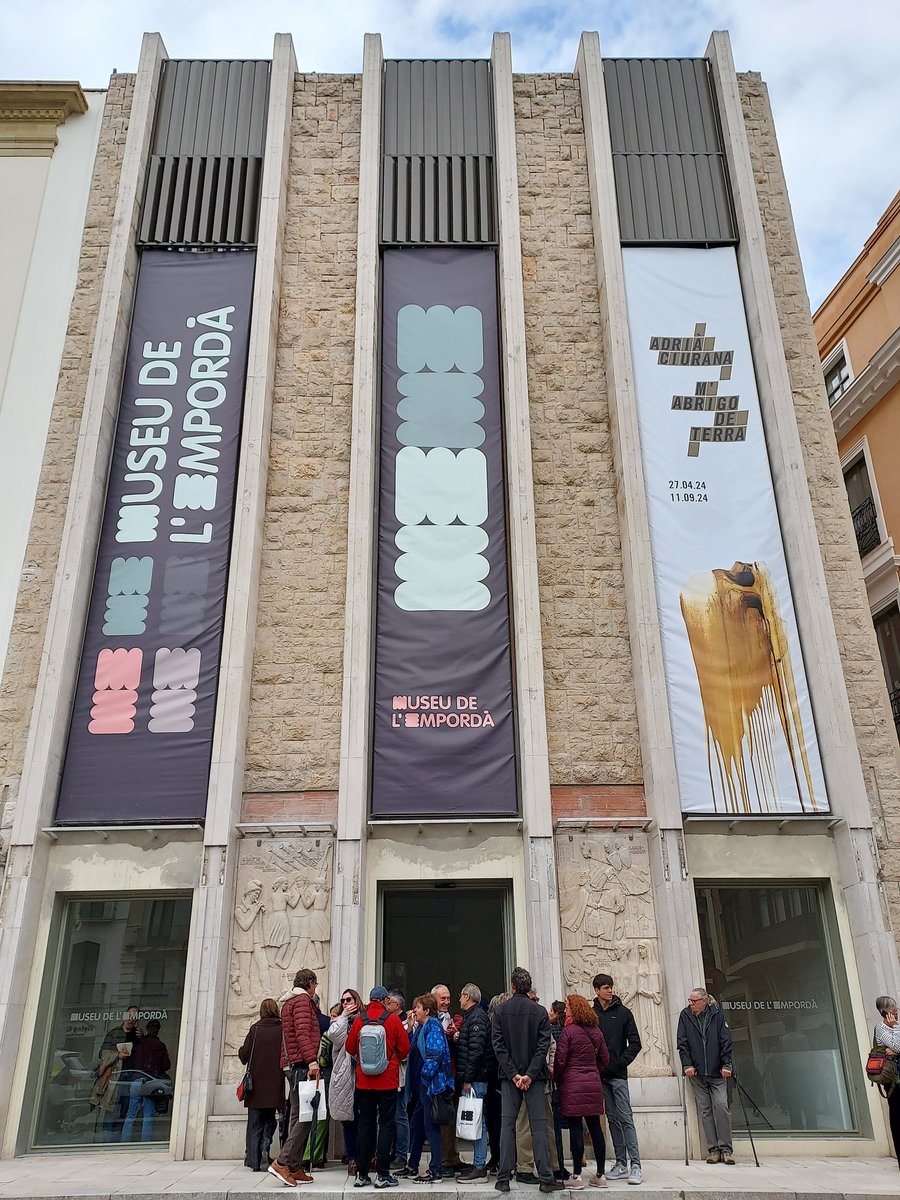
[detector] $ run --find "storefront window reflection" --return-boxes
[33,895,191,1149]
[695,883,855,1134]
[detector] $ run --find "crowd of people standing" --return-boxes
[238,964,657,1189]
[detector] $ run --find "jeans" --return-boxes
[394,1087,410,1158]
[408,1084,443,1176]
[498,1079,552,1184]
[461,1082,489,1168]
[245,1108,277,1169]
[601,1078,641,1168]
[121,1078,154,1142]
[688,1075,732,1154]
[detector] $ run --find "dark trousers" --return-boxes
[485,1082,502,1166]
[245,1108,277,1170]
[888,1085,900,1171]
[277,1066,312,1173]
[498,1079,552,1184]
[568,1114,605,1178]
[408,1085,442,1176]
[355,1088,397,1178]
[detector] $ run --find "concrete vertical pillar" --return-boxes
[490,32,563,1000]
[330,33,384,991]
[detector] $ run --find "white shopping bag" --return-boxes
[456,1093,483,1140]
[296,1077,328,1121]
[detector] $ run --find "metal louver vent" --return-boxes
[140,155,262,246]
[381,154,495,244]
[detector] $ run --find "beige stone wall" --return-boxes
[739,72,900,937]
[242,74,360,793]
[513,73,642,787]
[0,73,134,841]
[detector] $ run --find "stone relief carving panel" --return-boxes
[556,831,670,1075]
[222,836,333,1080]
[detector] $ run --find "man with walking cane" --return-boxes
[676,988,735,1165]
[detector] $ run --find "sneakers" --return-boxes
[375,1175,400,1188]
[495,1182,511,1193]
[517,1172,540,1185]
[605,1164,628,1181]
[267,1163,297,1187]
[458,1167,488,1181]
[291,1169,314,1185]
[721,1154,735,1166]
[390,1158,408,1173]
[354,1175,373,1188]
[564,1176,584,1189]
[705,1150,721,1164]
[587,1176,607,1188]
[539,1183,565,1193]
[627,1166,642,1185]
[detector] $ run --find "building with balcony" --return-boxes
[0,28,899,1167]
[815,190,900,737]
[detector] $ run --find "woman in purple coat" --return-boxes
[553,994,610,1189]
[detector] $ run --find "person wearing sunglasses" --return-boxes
[329,989,364,1175]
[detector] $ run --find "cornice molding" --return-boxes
[0,81,88,156]
[831,326,900,440]
[869,234,900,288]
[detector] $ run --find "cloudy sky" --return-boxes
[3,0,897,308]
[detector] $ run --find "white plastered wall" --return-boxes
[686,831,891,1156]
[0,92,104,681]
[0,836,201,1157]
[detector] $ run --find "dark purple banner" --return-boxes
[56,250,255,823]
[372,247,518,817]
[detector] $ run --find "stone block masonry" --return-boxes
[739,72,900,941]
[0,74,134,842]
[513,73,642,790]
[242,75,361,795]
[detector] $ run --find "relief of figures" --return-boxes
[556,832,670,1075]
[223,837,333,1077]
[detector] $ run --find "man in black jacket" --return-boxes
[593,974,643,1185]
[676,987,734,1164]
[456,983,492,1181]
[491,968,561,1195]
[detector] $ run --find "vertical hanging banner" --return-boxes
[622,246,828,815]
[372,247,518,817]
[56,250,255,823]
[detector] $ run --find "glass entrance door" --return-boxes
[379,883,513,1006]
[31,894,192,1149]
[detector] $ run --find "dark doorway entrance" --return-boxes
[380,883,512,1006]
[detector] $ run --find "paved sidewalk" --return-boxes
[0,1155,896,1199]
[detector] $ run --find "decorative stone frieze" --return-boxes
[0,82,88,155]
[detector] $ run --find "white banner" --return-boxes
[622,246,828,814]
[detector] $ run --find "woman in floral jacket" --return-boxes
[405,993,452,1183]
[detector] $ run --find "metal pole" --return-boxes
[732,1072,760,1167]
[680,1074,690,1166]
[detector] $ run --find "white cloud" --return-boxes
[1,0,896,306]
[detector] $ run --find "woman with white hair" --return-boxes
[874,995,900,1170]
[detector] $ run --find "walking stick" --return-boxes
[732,1072,759,1167]
[680,1075,690,1166]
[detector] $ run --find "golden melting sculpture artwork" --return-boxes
[680,561,818,813]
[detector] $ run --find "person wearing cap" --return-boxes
[346,986,411,1188]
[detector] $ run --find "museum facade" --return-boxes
[0,28,899,1162]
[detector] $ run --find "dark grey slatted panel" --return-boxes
[139,156,262,246]
[603,57,736,244]
[381,156,495,244]
[382,59,496,244]
[141,59,269,246]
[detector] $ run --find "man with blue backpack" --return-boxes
[346,985,411,1189]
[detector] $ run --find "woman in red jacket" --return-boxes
[553,995,610,1189]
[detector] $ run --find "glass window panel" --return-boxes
[695,883,855,1135]
[32,894,191,1149]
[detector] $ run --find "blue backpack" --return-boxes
[358,1012,390,1075]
